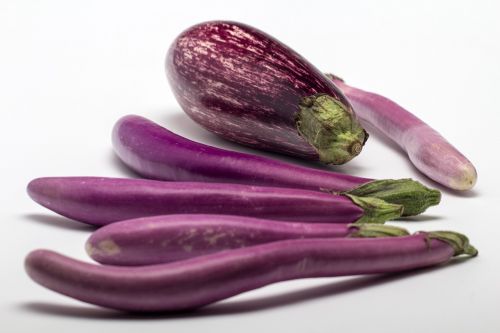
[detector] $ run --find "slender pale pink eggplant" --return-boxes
[326,74,477,191]
[25,231,477,312]
[113,115,440,216]
[27,177,403,226]
[166,21,367,165]
[86,214,409,266]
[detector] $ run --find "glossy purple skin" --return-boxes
[330,77,477,191]
[166,21,354,159]
[113,115,370,191]
[26,234,454,312]
[27,177,364,226]
[87,214,359,266]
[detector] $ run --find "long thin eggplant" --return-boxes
[326,74,477,190]
[86,214,409,266]
[113,114,440,216]
[166,21,367,165]
[25,231,477,312]
[27,177,403,226]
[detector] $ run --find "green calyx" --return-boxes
[296,94,368,165]
[427,231,478,257]
[346,194,403,224]
[349,224,410,238]
[344,179,441,216]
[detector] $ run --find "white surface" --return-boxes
[1,0,499,332]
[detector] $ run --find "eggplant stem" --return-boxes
[346,194,403,224]
[344,179,441,216]
[296,94,367,165]
[427,231,478,257]
[349,223,410,238]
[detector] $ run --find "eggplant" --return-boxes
[326,74,477,190]
[26,231,477,312]
[113,114,441,216]
[86,214,410,266]
[166,21,367,165]
[27,177,403,226]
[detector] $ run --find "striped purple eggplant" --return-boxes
[27,177,403,226]
[113,114,440,216]
[166,21,367,165]
[26,231,477,312]
[86,214,409,266]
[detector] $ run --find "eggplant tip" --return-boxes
[449,164,477,191]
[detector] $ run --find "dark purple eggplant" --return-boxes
[113,114,440,216]
[166,21,367,165]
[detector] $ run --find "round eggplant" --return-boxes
[166,21,367,164]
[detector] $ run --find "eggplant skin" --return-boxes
[166,21,355,160]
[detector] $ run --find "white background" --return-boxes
[1,0,499,332]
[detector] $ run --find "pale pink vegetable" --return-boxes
[327,74,477,191]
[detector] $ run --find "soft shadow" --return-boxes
[428,182,480,198]
[109,150,142,179]
[21,302,124,319]
[23,213,95,232]
[19,258,469,320]
[395,214,444,222]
